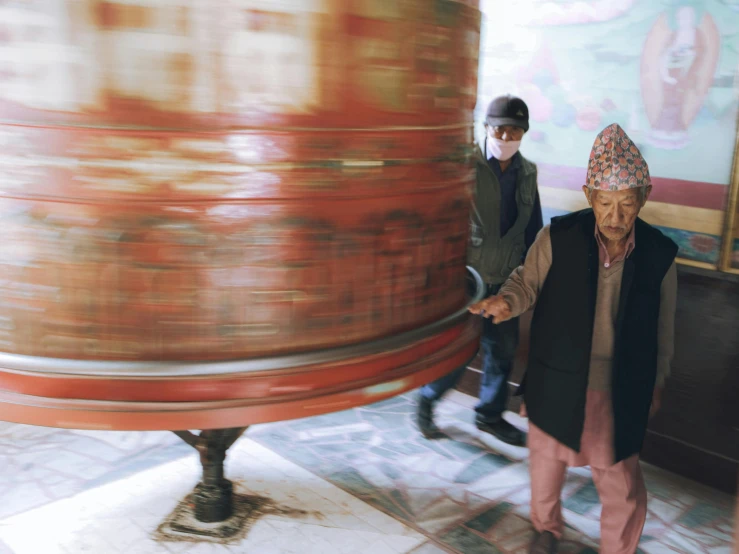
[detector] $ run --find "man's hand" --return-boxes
[649,387,663,418]
[468,295,512,324]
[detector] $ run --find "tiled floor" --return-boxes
[0,391,735,553]
[0,424,192,520]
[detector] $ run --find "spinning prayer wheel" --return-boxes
[0,0,482,431]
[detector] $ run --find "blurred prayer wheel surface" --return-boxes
[0,0,482,430]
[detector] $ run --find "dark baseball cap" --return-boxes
[485,95,529,132]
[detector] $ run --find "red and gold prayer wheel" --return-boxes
[0,0,482,430]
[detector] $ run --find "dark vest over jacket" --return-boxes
[521,209,678,462]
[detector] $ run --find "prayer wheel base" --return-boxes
[174,428,247,523]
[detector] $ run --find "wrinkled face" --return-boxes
[583,186,651,242]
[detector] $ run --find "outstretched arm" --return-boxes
[469,225,553,322]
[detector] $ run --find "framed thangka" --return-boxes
[475,0,739,270]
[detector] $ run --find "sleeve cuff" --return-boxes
[500,291,524,318]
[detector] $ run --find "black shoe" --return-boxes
[476,415,526,446]
[417,396,445,439]
[529,531,558,554]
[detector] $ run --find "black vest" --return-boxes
[521,209,678,462]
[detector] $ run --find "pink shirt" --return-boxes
[595,225,636,268]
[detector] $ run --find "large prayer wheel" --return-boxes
[0,0,482,430]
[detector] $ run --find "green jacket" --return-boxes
[467,143,539,285]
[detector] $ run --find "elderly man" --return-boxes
[416,95,543,446]
[473,123,678,554]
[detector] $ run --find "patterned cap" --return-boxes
[586,123,650,191]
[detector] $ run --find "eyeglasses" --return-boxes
[487,125,525,140]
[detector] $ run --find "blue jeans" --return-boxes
[420,284,520,421]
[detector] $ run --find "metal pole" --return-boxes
[173,428,248,523]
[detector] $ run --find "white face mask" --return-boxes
[487,137,521,161]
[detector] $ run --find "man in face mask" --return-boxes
[416,95,543,446]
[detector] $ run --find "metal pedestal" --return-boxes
[173,427,247,523]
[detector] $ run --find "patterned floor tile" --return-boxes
[0,438,425,554]
[408,543,451,554]
[0,391,734,554]
[639,543,683,554]
[707,548,733,554]
[464,502,513,534]
[250,394,595,552]
[648,497,688,526]
[414,497,466,533]
[497,525,537,553]
[250,392,735,554]
[439,526,503,554]
[563,480,601,515]
[678,502,726,529]
[486,511,532,543]
[0,425,191,519]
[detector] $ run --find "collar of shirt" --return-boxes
[595,224,636,268]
